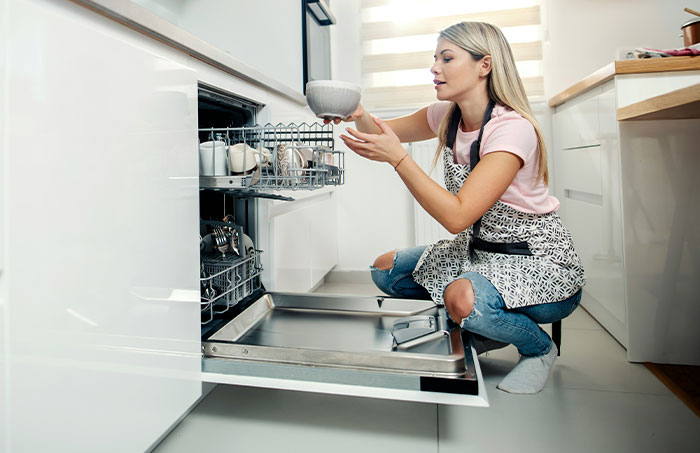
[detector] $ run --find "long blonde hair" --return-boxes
[432,22,548,186]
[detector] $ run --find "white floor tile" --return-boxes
[438,386,700,453]
[479,328,670,394]
[562,306,604,331]
[154,385,437,453]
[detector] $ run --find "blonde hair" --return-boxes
[432,22,548,186]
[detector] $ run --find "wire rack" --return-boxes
[200,250,262,325]
[199,122,344,191]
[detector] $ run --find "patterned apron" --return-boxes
[412,103,586,309]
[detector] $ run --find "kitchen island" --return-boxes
[549,57,700,365]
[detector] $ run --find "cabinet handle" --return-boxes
[564,189,603,206]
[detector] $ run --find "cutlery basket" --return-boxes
[200,249,262,324]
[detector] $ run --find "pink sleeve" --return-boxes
[481,117,538,164]
[426,102,451,134]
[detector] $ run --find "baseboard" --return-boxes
[323,269,374,285]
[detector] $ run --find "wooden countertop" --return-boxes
[548,57,700,108]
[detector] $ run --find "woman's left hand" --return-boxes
[340,116,407,167]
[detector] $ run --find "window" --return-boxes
[360,0,544,111]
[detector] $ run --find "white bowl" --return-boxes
[305,80,362,119]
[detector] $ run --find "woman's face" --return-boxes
[431,37,489,102]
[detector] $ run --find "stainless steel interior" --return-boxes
[203,293,474,379]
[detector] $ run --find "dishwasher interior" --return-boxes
[196,83,485,404]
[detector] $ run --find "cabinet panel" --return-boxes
[309,194,338,286]
[556,146,603,196]
[554,87,601,150]
[267,192,337,292]
[564,197,626,333]
[5,1,200,451]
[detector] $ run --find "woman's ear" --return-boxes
[481,55,492,77]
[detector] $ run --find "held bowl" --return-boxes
[305,80,362,119]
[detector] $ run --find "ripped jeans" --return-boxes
[370,245,582,357]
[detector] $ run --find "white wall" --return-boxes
[542,0,693,98]
[330,0,416,271]
[134,0,304,94]
[0,0,7,446]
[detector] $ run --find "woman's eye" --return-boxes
[443,57,452,63]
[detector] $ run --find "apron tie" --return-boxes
[445,100,496,259]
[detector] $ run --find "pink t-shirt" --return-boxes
[427,101,559,214]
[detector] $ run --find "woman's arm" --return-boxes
[340,117,521,234]
[328,104,436,143]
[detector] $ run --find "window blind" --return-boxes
[360,0,544,112]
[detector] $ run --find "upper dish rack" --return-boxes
[199,122,344,191]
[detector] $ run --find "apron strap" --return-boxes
[445,100,496,259]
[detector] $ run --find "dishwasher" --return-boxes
[195,83,488,407]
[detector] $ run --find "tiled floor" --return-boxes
[154,281,700,453]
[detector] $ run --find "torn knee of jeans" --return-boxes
[371,251,397,272]
[460,305,482,327]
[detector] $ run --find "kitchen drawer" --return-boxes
[201,292,489,407]
[554,87,601,150]
[555,145,603,197]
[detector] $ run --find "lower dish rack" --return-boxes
[200,250,263,324]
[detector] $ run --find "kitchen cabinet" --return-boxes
[2,0,201,451]
[550,59,700,365]
[553,83,626,345]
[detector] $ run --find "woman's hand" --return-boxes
[339,115,407,167]
[323,104,366,125]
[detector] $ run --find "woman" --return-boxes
[332,22,585,394]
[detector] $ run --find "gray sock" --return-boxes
[497,343,558,394]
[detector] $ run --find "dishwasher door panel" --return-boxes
[202,293,489,407]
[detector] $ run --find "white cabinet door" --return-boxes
[4,1,200,451]
[260,190,338,292]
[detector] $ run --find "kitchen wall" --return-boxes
[542,0,693,98]
[133,0,304,93]
[0,0,7,445]
[330,0,416,272]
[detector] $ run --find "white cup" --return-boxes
[199,141,228,176]
[229,143,270,173]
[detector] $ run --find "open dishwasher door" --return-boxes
[201,292,488,407]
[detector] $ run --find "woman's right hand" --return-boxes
[323,103,366,125]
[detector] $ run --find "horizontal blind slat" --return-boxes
[361,0,392,8]
[362,41,542,73]
[363,77,544,110]
[361,6,540,41]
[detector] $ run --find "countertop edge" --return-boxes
[70,0,308,106]
[548,57,700,108]
[616,82,700,121]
